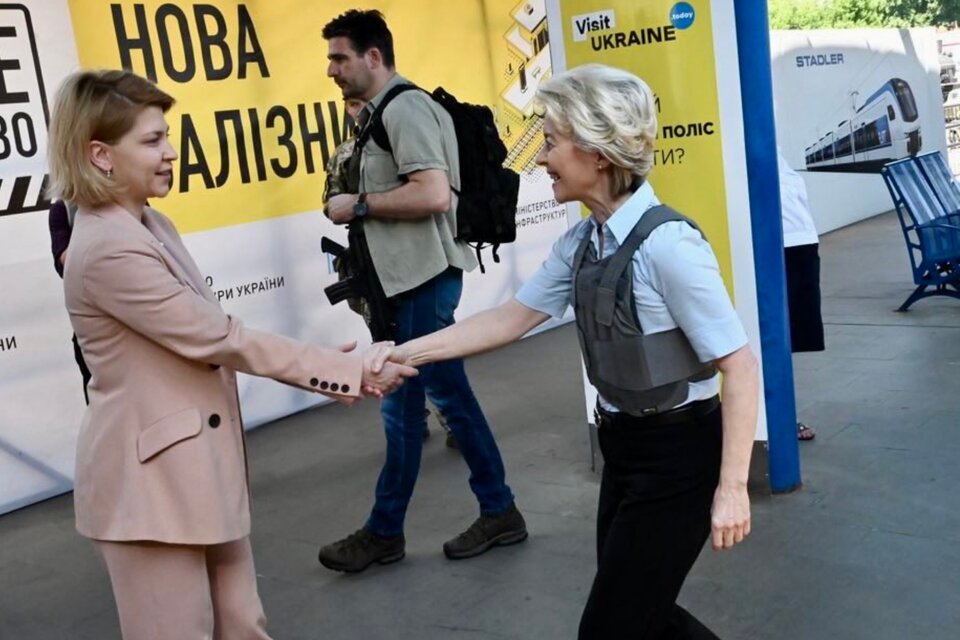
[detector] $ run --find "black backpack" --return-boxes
[356,83,520,272]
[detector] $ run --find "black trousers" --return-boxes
[784,243,825,353]
[578,403,723,640]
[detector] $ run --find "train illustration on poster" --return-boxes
[771,28,944,234]
[804,78,921,173]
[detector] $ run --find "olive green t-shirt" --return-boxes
[359,74,477,297]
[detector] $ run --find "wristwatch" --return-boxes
[353,192,369,219]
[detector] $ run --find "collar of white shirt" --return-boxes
[590,181,661,248]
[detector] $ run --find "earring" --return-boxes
[105,169,113,178]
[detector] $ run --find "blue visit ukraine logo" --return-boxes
[670,2,695,30]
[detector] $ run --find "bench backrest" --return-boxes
[915,151,960,215]
[882,158,944,226]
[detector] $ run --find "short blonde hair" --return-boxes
[47,70,174,207]
[536,64,657,195]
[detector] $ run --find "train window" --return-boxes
[887,105,896,121]
[864,121,880,149]
[836,135,852,157]
[893,79,919,122]
[877,117,890,145]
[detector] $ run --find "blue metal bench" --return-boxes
[881,152,960,311]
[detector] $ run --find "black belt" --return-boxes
[594,395,720,429]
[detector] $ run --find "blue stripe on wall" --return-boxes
[734,0,802,492]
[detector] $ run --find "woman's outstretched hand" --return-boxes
[360,341,416,398]
[364,342,411,376]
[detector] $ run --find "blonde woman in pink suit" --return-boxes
[47,69,416,640]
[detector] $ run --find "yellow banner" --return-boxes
[67,0,542,233]
[556,0,733,284]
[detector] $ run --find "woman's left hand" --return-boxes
[710,483,751,550]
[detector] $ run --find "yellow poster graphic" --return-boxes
[66,0,548,234]
[555,0,733,285]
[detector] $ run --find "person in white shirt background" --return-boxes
[779,149,825,441]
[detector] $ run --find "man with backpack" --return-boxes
[318,9,526,573]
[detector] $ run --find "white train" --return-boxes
[804,78,921,173]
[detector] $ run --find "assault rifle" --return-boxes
[321,222,396,342]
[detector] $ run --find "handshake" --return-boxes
[336,341,415,403]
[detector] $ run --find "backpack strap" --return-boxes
[356,83,422,154]
[471,242,503,274]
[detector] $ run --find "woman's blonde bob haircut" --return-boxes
[47,70,174,208]
[535,64,657,195]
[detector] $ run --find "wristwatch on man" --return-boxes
[353,192,369,219]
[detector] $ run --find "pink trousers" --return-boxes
[95,536,271,640]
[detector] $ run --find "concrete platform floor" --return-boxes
[2,211,959,639]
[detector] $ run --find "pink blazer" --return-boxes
[63,205,362,544]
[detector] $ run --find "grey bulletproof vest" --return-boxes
[573,205,716,416]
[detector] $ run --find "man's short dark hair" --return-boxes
[322,9,395,68]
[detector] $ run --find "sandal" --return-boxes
[797,422,816,441]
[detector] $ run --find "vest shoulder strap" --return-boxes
[572,222,595,273]
[595,205,702,326]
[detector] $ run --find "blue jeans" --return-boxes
[365,268,515,537]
